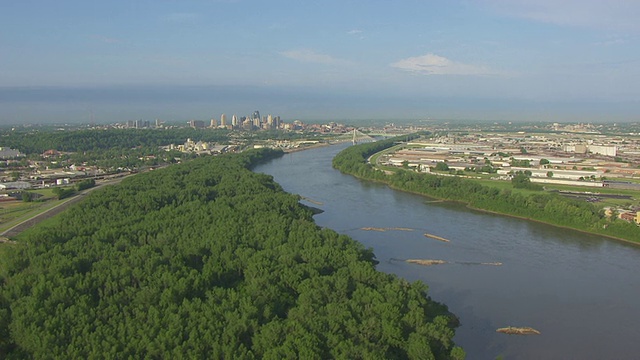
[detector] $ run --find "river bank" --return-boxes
[464,202,640,247]
[282,142,331,153]
[383,180,640,246]
[254,141,640,359]
[331,137,640,245]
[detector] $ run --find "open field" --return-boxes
[0,187,68,232]
[0,196,68,234]
[0,176,131,238]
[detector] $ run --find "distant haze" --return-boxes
[0,85,638,125]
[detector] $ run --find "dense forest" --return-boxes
[0,148,464,359]
[332,136,640,243]
[0,127,329,172]
[0,128,226,153]
[0,128,315,154]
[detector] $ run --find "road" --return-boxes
[1,176,129,239]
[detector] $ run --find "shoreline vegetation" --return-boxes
[0,148,464,359]
[332,134,640,245]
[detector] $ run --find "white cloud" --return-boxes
[347,29,365,40]
[479,0,640,31]
[280,49,344,65]
[391,53,498,76]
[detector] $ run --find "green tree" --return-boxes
[0,147,462,359]
[511,173,531,188]
[511,159,531,167]
[435,162,449,171]
[52,186,75,199]
[76,179,96,191]
[21,191,33,202]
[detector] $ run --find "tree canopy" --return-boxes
[0,128,231,154]
[0,148,463,359]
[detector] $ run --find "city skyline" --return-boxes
[2,0,640,124]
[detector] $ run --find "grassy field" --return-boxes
[0,190,64,233]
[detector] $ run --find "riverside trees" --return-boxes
[0,148,463,359]
[333,136,640,243]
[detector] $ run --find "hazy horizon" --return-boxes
[2,1,639,124]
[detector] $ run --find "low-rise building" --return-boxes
[0,181,31,190]
[0,147,23,159]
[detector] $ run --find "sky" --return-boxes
[1,0,640,124]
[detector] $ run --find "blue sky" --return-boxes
[1,0,639,124]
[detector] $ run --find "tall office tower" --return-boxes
[252,111,260,125]
[189,120,205,129]
[274,116,281,129]
[210,118,217,128]
[267,114,273,129]
[231,114,238,127]
[220,114,227,127]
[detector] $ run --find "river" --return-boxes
[253,143,640,360]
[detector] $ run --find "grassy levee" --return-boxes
[333,136,640,244]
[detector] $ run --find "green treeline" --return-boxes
[0,128,231,153]
[1,128,319,154]
[333,137,640,243]
[0,148,463,359]
[51,179,96,199]
[331,134,421,181]
[75,178,96,191]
